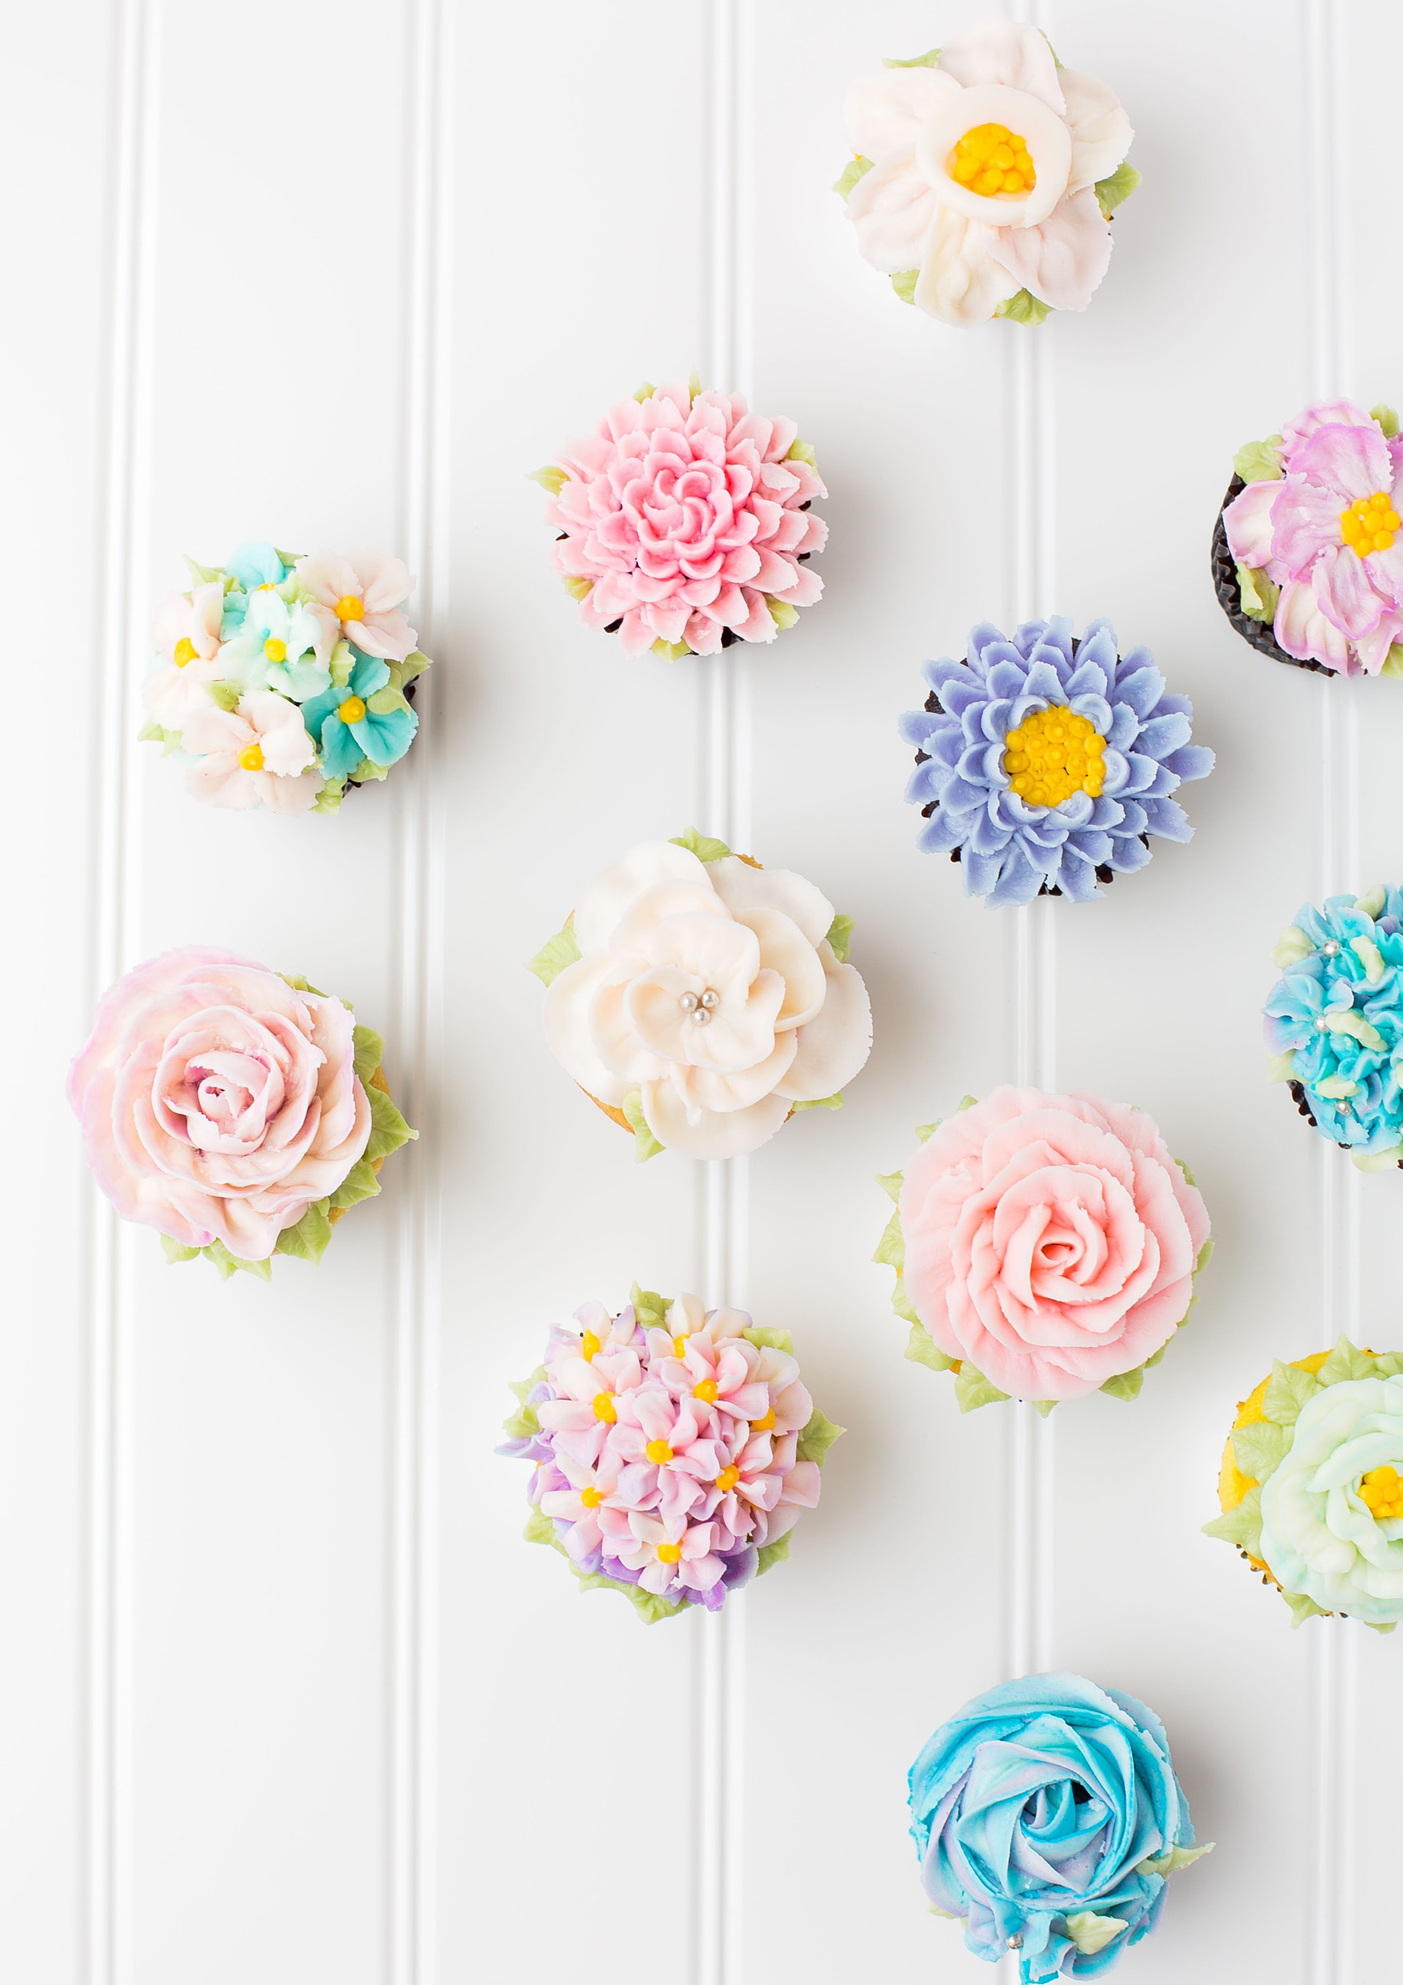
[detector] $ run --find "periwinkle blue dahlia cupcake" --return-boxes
[900,617,1214,906]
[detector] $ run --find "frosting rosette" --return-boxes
[1215,400,1403,676]
[498,1288,841,1622]
[68,945,415,1277]
[1205,1338,1403,1630]
[140,539,433,812]
[1264,884,1403,1167]
[877,1089,1212,1407]
[835,24,1138,328]
[901,617,1214,906]
[909,1674,1209,1982]
[535,377,827,660]
[529,830,872,1159]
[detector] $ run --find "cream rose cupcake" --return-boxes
[68,946,415,1277]
[529,831,872,1159]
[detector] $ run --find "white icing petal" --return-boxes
[913,207,1020,326]
[669,1031,798,1114]
[607,881,726,959]
[642,911,760,1000]
[937,20,1066,114]
[542,953,633,1105]
[915,83,1072,229]
[775,944,873,1102]
[846,150,939,273]
[589,977,672,1085]
[983,186,1112,313]
[708,856,835,947]
[572,841,710,952]
[641,1081,792,1158]
[1059,68,1133,194]
[844,67,960,160]
[735,909,827,1030]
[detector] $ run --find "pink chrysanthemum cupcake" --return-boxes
[533,376,827,660]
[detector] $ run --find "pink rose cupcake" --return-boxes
[69,946,415,1278]
[532,377,827,660]
[876,1088,1212,1409]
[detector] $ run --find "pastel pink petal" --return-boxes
[1313,545,1386,638]
[1273,578,1353,671]
[1059,67,1133,194]
[1224,480,1281,568]
[846,149,939,274]
[770,565,823,608]
[1355,610,1403,674]
[778,1460,822,1509]
[732,591,777,643]
[938,20,1065,112]
[685,613,725,656]
[983,187,1112,313]
[1291,419,1391,503]
[844,67,960,158]
[913,207,1020,327]
[1282,401,1376,457]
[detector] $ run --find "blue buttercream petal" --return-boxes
[1141,796,1192,841]
[1117,751,1160,795]
[905,760,943,805]
[1070,692,1113,733]
[963,846,1007,898]
[986,660,1027,701]
[1162,743,1215,782]
[898,708,940,747]
[351,703,418,767]
[939,774,991,814]
[1110,665,1165,718]
[967,623,1011,668]
[968,801,1014,856]
[1066,828,1114,865]
[917,808,965,854]
[981,696,1014,741]
[988,843,1044,906]
[317,712,364,781]
[1021,660,1068,703]
[225,540,285,591]
[1057,847,1101,902]
[1106,831,1152,873]
[1064,655,1111,700]
[1105,701,1140,750]
[349,649,392,698]
[1055,790,1094,828]
[1115,799,1148,837]
[300,684,339,738]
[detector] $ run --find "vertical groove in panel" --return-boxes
[694,7,752,1984]
[83,3,159,1980]
[388,0,454,1979]
[1304,6,1356,1985]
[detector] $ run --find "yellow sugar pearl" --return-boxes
[657,1542,683,1564]
[338,695,367,724]
[592,1392,616,1423]
[263,637,287,662]
[237,743,264,772]
[173,636,197,667]
[716,1466,740,1494]
[580,1486,603,1510]
[751,1406,776,1433]
[580,1330,601,1360]
[335,593,365,621]
[693,1378,719,1403]
[645,1439,674,1465]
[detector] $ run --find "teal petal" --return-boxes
[300,683,339,735]
[226,541,285,591]
[318,713,364,781]
[265,659,331,702]
[349,649,391,698]
[351,704,418,766]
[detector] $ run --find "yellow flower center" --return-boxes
[592,1392,616,1423]
[173,636,197,667]
[237,743,265,772]
[580,1486,604,1510]
[580,1330,601,1360]
[948,122,1036,198]
[1360,1464,1403,1520]
[645,1439,674,1465]
[263,637,287,662]
[336,593,365,621]
[673,1334,690,1357]
[715,1465,740,1494]
[338,695,367,724]
[751,1406,776,1433]
[657,1541,683,1564]
[1340,489,1400,556]
[693,1378,719,1403]
[1004,707,1107,808]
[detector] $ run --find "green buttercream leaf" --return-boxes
[1233,435,1285,482]
[526,914,581,987]
[391,651,431,690]
[1195,1235,1214,1274]
[786,438,817,467]
[177,1237,273,1282]
[529,464,569,494]
[633,381,656,403]
[1262,1359,1322,1425]
[904,1322,955,1372]
[796,1409,844,1466]
[503,1365,547,1438]
[1272,923,1315,969]
[274,1199,334,1264]
[524,1503,557,1549]
[917,1120,941,1140]
[1142,1342,1168,1371]
[765,596,799,633]
[630,1284,670,1329]
[1099,1366,1145,1402]
[352,1025,384,1087]
[890,1277,921,1327]
[1325,1009,1385,1053]
[1315,1075,1359,1100]
[670,827,732,864]
[350,756,390,784]
[1202,1485,1262,1553]
[562,574,592,603]
[160,1233,201,1264]
[329,641,356,688]
[825,913,854,962]
[366,685,409,718]
[1371,403,1401,439]
[1365,1618,1398,1635]
[1063,1914,1129,1959]
[1093,160,1141,219]
[621,1090,664,1162]
[687,369,702,404]
[185,556,224,586]
[874,1206,905,1270]
[883,47,941,67]
[832,154,875,201]
[1356,881,1387,916]
[1031,1399,1057,1418]
[757,1532,792,1576]
[792,1091,843,1112]
[279,973,330,997]
[994,288,1053,326]
[1265,1049,1298,1084]
[137,717,185,755]
[206,681,242,713]
[891,269,919,305]
[877,1170,904,1204]
[955,1362,1010,1413]
[742,1325,794,1355]
[365,1083,416,1165]
[1317,1335,1377,1385]
[1381,644,1403,680]
[329,1156,381,1214]
[1351,934,1386,984]
[1353,1137,1402,1171]
[1237,563,1279,624]
[1232,1420,1290,1482]
[1371,1351,1403,1377]
[1138,1843,1213,1879]
[1282,1586,1327,1628]
[651,637,693,660]
[312,778,345,814]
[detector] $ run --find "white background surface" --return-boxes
[3,1,1401,1981]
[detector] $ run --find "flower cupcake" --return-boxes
[910,1674,1209,1981]
[878,1089,1212,1410]
[499,1287,841,1622]
[900,617,1214,906]
[68,946,415,1277]
[140,540,433,811]
[836,22,1138,328]
[533,377,827,659]
[1264,885,1403,1168]
[529,830,872,1159]
[1205,1338,1403,1629]
[1214,400,1403,676]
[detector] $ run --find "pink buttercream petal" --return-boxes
[844,67,960,159]
[1224,480,1282,569]
[1273,578,1354,672]
[1312,544,1387,638]
[846,150,940,275]
[1290,419,1392,504]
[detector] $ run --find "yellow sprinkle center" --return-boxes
[1004,707,1107,808]
[1340,489,1400,557]
[592,1392,616,1424]
[948,121,1036,198]
[580,1330,602,1361]
[645,1438,674,1465]
[338,695,366,724]
[237,743,265,772]
[1360,1465,1403,1520]
[715,1465,740,1494]
[657,1541,683,1564]
[673,1334,690,1357]
[580,1486,604,1510]
[693,1378,719,1403]
[173,636,197,667]
[336,593,365,621]
[751,1406,776,1433]
[263,637,287,662]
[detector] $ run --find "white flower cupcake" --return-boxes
[529,831,872,1159]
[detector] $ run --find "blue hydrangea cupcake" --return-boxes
[1265,885,1403,1168]
[900,617,1214,906]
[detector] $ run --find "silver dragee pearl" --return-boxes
[679,991,699,1012]
[690,1008,711,1027]
[700,988,720,1010]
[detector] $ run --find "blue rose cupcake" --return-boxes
[900,618,1214,906]
[1265,884,1403,1167]
[909,1674,1211,1981]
